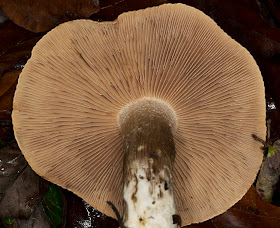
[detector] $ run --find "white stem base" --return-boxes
[119,98,177,227]
[123,161,176,228]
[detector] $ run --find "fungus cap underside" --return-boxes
[12,4,266,226]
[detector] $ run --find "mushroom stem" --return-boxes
[119,98,177,228]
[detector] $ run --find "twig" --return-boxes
[107,201,126,228]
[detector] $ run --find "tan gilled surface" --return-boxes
[12,4,266,226]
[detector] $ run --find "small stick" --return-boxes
[252,134,266,148]
[107,201,126,228]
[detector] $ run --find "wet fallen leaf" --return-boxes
[3,203,53,228]
[0,140,52,228]
[0,141,39,219]
[0,141,27,204]
[0,0,100,32]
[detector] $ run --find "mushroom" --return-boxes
[12,3,266,227]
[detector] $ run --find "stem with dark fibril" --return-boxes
[118,98,177,228]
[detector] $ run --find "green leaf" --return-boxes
[267,145,277,157]
[41,183,63,228]
[1,218,15,225]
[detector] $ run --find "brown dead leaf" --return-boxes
[0,0,100,32]
[0,21,42,120]
[0,71,19,97]
[0,71,20,119]
[0,141,38,219]
[0,22,38,55]
[4,203,53,228]
[0,140,52,228]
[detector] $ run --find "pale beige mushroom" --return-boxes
[12,3,266,227]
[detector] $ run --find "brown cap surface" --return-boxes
[12,4,266,226]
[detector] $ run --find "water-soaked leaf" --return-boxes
[0,140,52,228]
[0,0,100,32]
[0,142,40,219]
[41,183,63,228]
[0,141,27,204]
[3,203,53,228]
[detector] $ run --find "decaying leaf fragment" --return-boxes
[0,0,100,32]
[0,141,40,219]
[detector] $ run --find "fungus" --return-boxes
[12,4,266,227]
